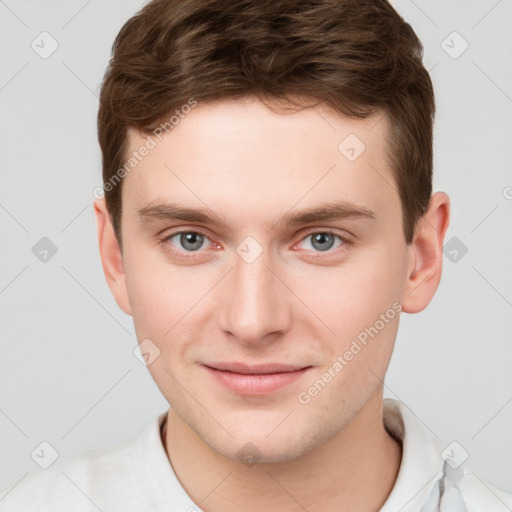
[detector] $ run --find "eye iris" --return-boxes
[180,232,204,251]
[311,233,335,252]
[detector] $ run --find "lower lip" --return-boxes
[203,365,311,395]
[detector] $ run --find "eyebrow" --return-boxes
[137,200,376,230]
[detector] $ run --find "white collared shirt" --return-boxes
[1,398,511,511]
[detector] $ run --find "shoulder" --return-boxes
[381,399,512,511]
[0,426,151,512]
[457,467,512,512]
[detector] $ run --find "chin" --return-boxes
[216,439,308,465]
[202,422,327,465]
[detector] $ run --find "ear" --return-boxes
[94,198,132,316]
[401,191,450,314]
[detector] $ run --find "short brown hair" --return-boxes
[97,0,435,247]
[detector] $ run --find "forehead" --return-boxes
[122,98,397,230]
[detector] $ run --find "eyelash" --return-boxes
[158,229,352,258]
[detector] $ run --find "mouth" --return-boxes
[202,361,313,395]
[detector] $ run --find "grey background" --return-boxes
[1,0,511,495]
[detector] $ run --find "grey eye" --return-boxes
[298,232,345,253]
[173,232,206,251]
[310,232,336,252]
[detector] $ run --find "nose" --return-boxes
[218,245,292,347]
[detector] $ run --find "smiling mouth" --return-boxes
[202,362,313,395]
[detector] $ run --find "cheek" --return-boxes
[312,242,405,368]
[124,252,217,363]
[322,256,402,330]
[123,251,188,337]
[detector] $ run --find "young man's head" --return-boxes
[94,0,449,464]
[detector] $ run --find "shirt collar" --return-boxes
[137,399,448,511]
[379,398,446,511]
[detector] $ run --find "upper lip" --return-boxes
[204,362,310,375]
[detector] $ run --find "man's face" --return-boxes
[119,98,413,462]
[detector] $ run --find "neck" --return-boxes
[160,393,402,512]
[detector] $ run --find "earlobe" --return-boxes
[401,191,450,314]
[93,198,133,316]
